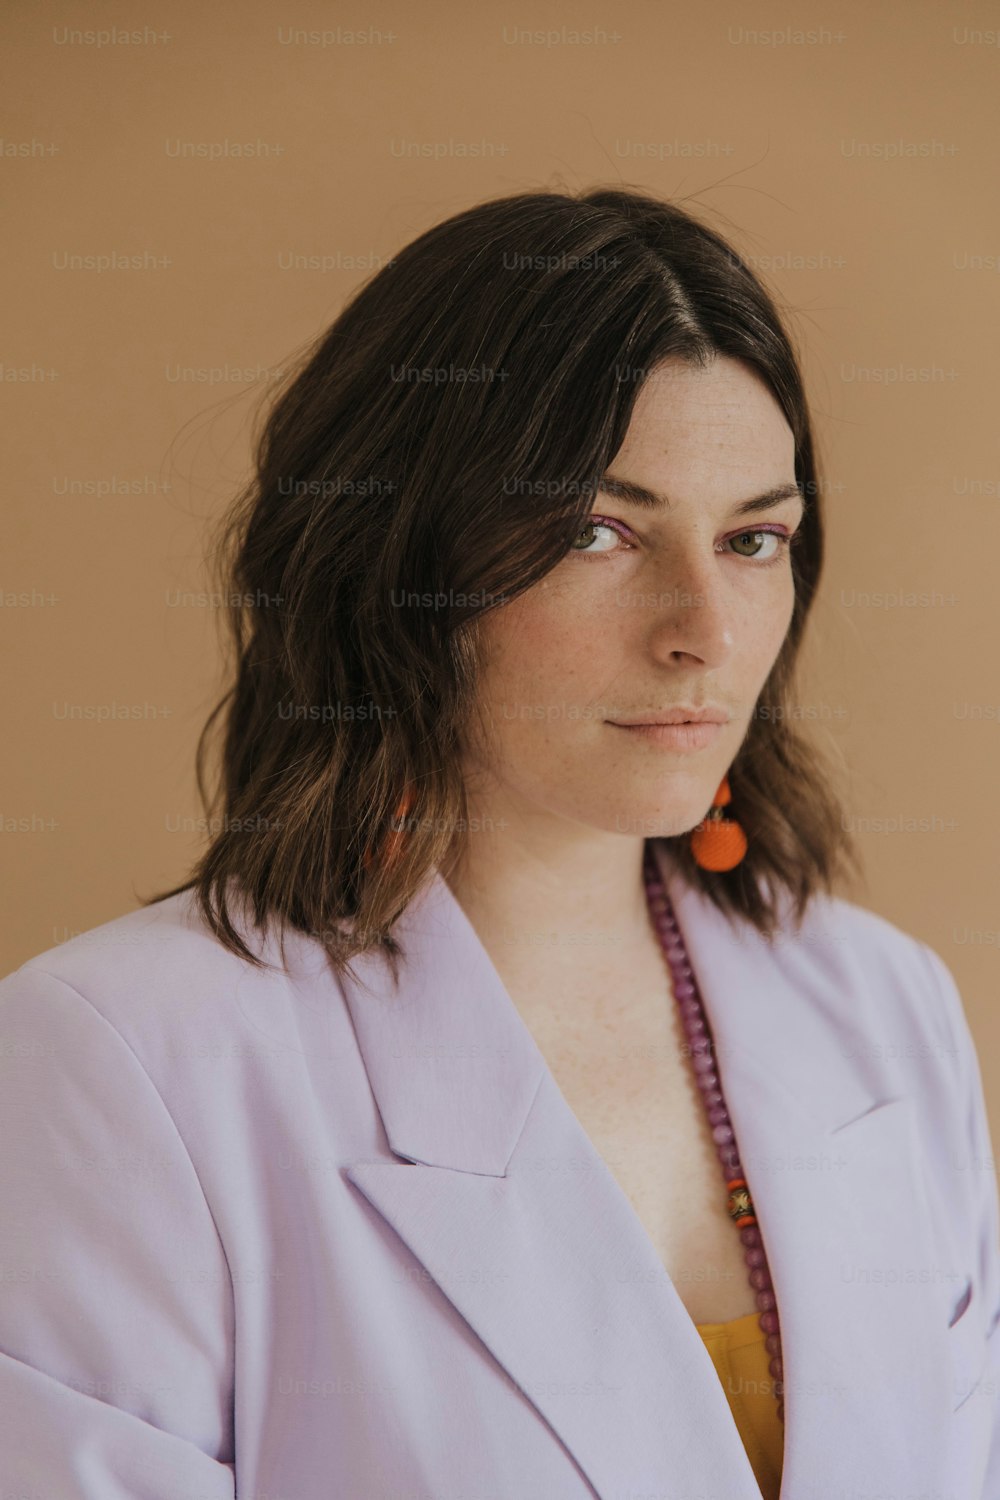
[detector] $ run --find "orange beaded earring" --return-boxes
[689,774,748,871]
[361,784,417,873]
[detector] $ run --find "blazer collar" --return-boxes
[340,839,954,1498]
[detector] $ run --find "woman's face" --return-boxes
[462,354,805,842]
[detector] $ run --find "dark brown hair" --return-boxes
[142,184,861,983]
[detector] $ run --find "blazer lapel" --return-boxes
[340,839,953,1498]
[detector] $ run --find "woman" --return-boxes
[1,186,997,1499]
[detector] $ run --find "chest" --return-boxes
[515,973,760,1326]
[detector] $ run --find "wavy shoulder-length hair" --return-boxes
[143,184,860,984]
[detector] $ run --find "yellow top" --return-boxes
[695,1310,784,1500]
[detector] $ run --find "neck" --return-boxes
[439,801,666,1011]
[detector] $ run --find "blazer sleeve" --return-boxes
[918,940,1000,1487]
[0,962,236,1498]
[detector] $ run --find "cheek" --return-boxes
[742,576,796,692]
[772,572,798,648]
[483,585,609,703]
[760,580,794,645]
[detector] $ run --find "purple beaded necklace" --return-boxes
[643,843,785,1424]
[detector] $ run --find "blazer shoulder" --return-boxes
[1,880,331,988]
[775,883,937,981]
[780,887,964,1064]
[0,886,344,1078]
[2,889,248,1000]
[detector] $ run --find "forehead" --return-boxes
[614,357,794,478]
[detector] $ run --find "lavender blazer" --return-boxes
[2,838,999,1498]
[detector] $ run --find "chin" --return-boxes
[603,774,723,836]
[598,795,717,840]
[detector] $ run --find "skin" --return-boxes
[444,353,805,1005]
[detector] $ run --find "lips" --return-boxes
[609,707,729,727]
[608,719,725,751]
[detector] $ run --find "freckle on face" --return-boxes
[463,355,798,841]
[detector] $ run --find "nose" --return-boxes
[636,548,739,669]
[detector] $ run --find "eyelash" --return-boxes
[571,516,801,568]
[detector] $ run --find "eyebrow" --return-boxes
[598,473,805,518]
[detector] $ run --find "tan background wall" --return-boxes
[3,2,999,1164]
